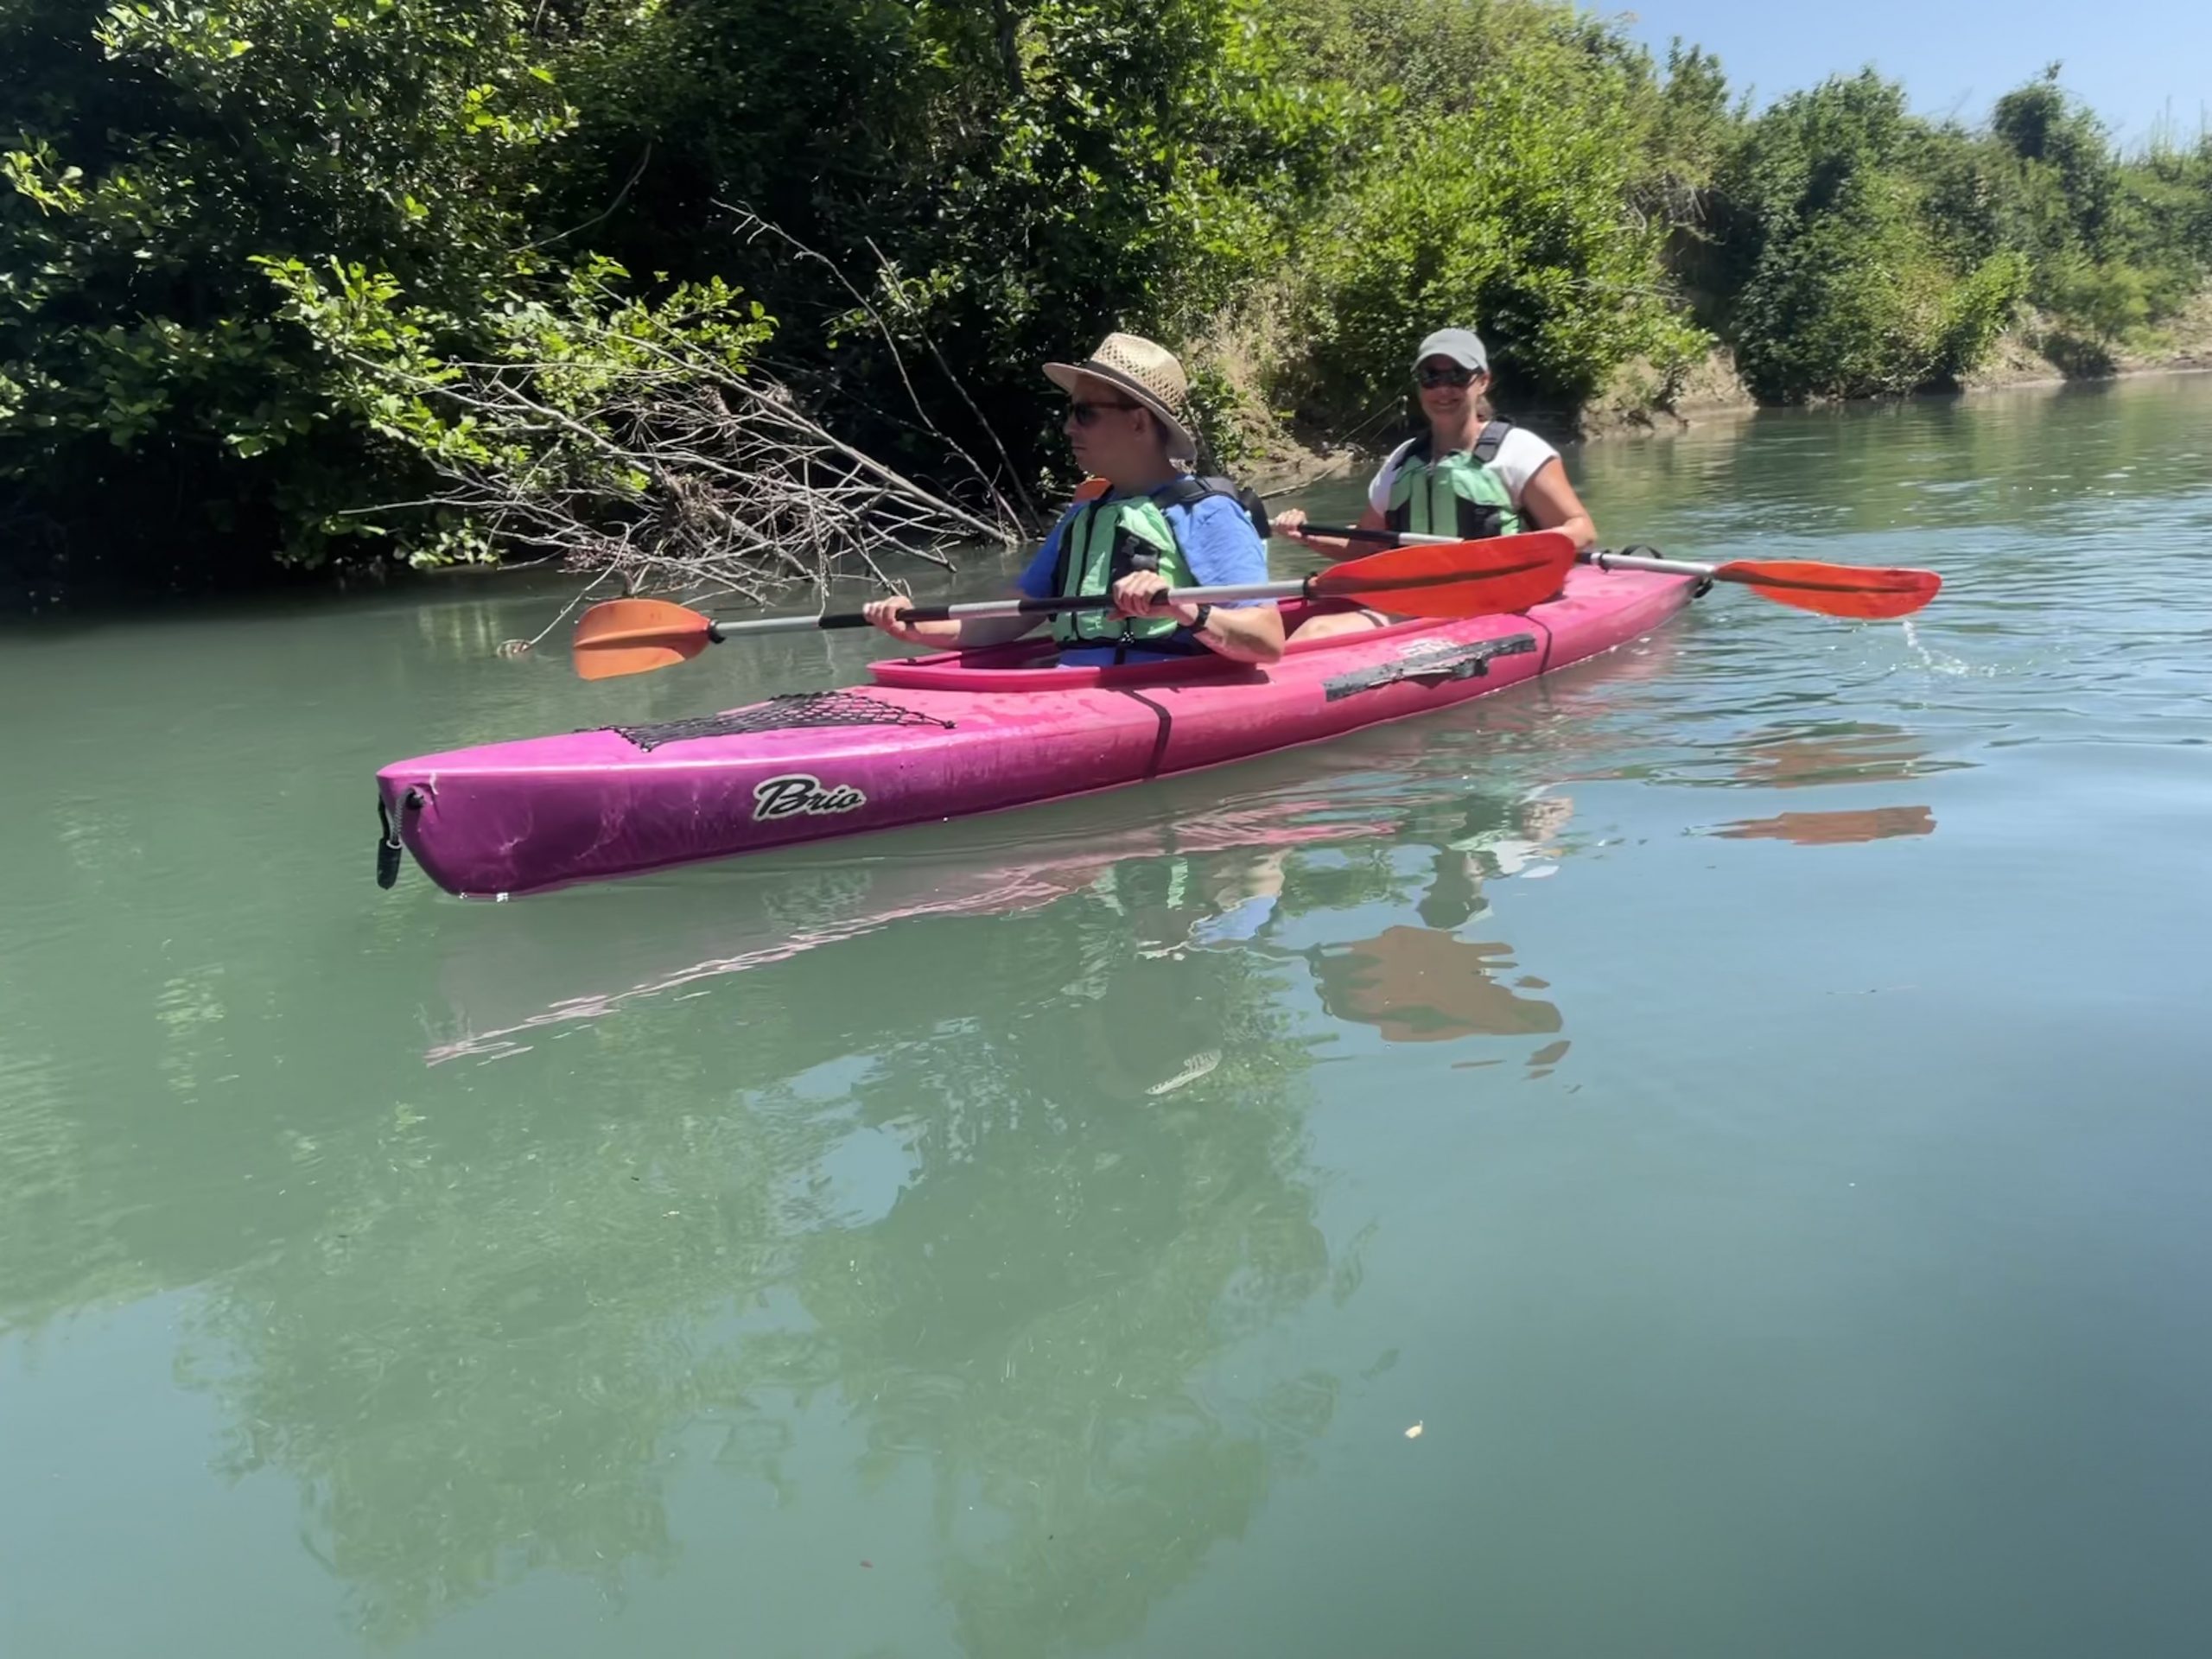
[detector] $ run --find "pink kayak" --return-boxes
[376,566,1699,897]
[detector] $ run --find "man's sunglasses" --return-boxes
[1415,365,1479,389]
[1069,398,1141,425]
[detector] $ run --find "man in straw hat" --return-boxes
[864,333,1284,666]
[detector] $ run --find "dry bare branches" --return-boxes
[410,355,1015,607]
[289,254,1023,612]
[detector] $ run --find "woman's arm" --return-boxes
[1519,458,1598,551]
[1275,503,1388,559]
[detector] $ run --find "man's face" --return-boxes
[1063,373,1159,477]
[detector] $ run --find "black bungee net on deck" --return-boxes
[608,691,957,751]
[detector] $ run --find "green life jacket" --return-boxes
[1049,476,1269,657]
[1384,421,1522,541]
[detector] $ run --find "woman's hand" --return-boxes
[1109,569,1201,627]
[862,595,918,639]
[1274,505,1383,560]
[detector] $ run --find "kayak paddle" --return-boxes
[570,531,1578,681]
[1294,524,1942,621]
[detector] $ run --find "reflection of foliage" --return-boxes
[1,725,1583,1650]
[796,896,1332,1656]
[169,882,1332,1650]
[185,1091,807,1643]
[0,1026,148,1336]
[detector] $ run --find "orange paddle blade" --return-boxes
[1313,531,1576,619]
[1718,560,1942,620]
[571,598,715,681]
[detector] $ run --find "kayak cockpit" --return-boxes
[866,596,1450,693]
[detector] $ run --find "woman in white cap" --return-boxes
[864,333,1284,667]
[1273,327,1597,640]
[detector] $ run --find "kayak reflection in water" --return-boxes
[1417,786,1574,928]
[862,332,1285,668]
[1105,849,1289,963]
[1273,326,1599,641]
[1069,849,1289,1100]
[1310,787,1573,1050]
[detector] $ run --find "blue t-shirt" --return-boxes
[1017,483,1270,665]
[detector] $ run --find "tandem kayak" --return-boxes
[375,564,1700,897]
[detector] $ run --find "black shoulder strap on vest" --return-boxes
[1153,475,1218,512]
[1051,500,1100,596]
[1155,474,1270,539]
[1408,422,1510,465]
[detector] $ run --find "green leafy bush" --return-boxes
[0,0,582,580]
[3,0,2207,596]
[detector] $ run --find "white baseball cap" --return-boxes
[1414,327,1489,374]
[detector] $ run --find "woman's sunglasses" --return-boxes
[1069,398,1141,425]
[1414,365,1479,389]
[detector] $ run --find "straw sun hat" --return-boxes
[1043,333,1198,461]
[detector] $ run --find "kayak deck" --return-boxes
[378,567,1698,896]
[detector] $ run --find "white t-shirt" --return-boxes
[1367,423,1562,517]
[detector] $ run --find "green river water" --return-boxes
[5,376,2212,1657]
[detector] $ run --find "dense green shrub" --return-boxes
[1717,75,2033,399]
[0,0,583,582]
[3,0,2206,594]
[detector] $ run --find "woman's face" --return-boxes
[1415,355,1487,425]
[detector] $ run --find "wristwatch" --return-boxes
[1189,603,1214,635]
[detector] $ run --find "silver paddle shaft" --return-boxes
[705,578,1310,637]
[1370,529,1713,580]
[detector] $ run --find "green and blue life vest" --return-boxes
[1384,421,1523,541]
[1049,475,1269,656]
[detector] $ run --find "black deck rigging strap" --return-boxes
[607,691,956,751]
[1321,634,1537,702]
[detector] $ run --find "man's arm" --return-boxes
[864,510,1072,648]
[1104,569,1284,664]
[860,601,1041,650]
[1109,496,1284,664]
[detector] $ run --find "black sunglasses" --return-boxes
[1069,398,1141,425]
[1414,364,1479,389]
